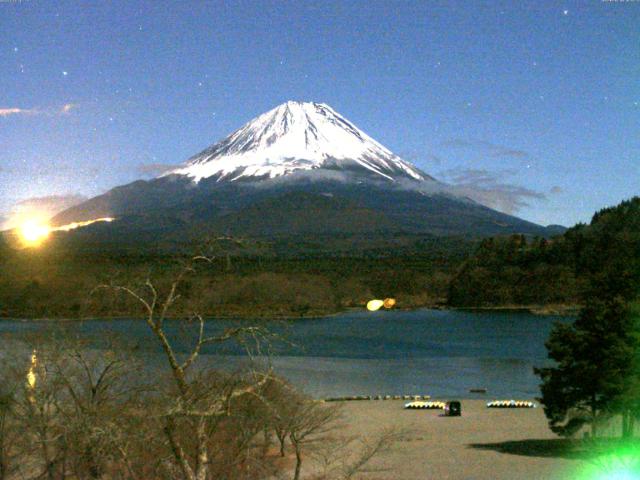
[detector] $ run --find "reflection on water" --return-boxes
[0,309,566,399]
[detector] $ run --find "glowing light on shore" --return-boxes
[367,299,384,311]
[383,298,396,309]
[367,298,396,311]
[27,350,37,389]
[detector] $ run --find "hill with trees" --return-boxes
[447,197,640,311]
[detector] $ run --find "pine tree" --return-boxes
[535,298,634,437]
[535,197,640,439]
[616,301,640,439]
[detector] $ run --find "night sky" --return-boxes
[1,0,638,228]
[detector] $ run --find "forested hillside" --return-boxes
[2,197,638,319]
[448,197,640,309]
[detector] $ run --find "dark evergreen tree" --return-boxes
[535,197,640,438]
[535,298,634,437]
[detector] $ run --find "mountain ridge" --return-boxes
[52,101,560,243]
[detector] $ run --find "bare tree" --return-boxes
[97,255,276,480]
[286,398,341,480]
[54,338,145,479]
[17,347,67,479]
[0,247,403,480]
[310,427,406,480]
[0,331,147,480]
[0,383,18,480]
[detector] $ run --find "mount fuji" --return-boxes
[163,101,432,184]
[52,101,556,248]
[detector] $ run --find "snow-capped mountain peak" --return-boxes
[163,101,434,183]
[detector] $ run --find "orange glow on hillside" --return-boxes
[8,216,115,249]
[18,219,51,247]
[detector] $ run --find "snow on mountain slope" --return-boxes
[163,101,435,183]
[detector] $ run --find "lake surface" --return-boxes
[0,309,566,399]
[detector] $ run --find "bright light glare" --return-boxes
[383,298,396,309]
[19,220,50,247]
[27,350,37,389]
[9,216,115,249]
[55,217,114,231]
[367,299,384,311]
[578,447,640,480]
[592,467,637,480]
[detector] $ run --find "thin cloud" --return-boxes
[426,153,445,165]
[13,194,87,211]
[0,108,37,117]
[137,163,178,176]
[399,151,443,166]
[441,168,518,184]
[0,103,79,118]
[437,167,546,214]
[441,139,529,159]
[1,194,88,230]
[13,193,87,217]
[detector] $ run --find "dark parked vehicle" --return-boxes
[445,401,461,416]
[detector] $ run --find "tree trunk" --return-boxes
[293,442,302,480]
[591,397,597,438]
[262,428,271,456]
[195,419,209,480]
[40,437,56,480]
[0,452,6,480]
[85,442,102,478]
[622,410,630,439]
[277,432,286,457]
[164,418,196,480]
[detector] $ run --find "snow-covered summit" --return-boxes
[163,101,434,183]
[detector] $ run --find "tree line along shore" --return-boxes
[0,197,637,321]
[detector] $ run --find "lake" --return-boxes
[0,309,566,399]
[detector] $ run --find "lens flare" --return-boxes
[18,219,51,247]
[4,216,115,249]
[577,443,640,480]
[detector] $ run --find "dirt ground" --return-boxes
[332,399,590,480]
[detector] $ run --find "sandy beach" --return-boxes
[333,399,588,480]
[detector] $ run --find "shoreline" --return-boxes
[0,303,579,322]
[0,305,580,322]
